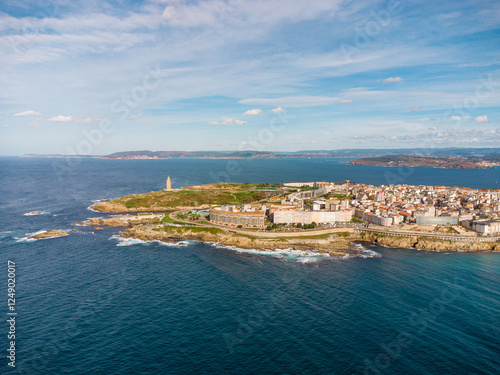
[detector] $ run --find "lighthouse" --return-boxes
[166,176,172,191]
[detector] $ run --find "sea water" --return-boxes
[0,157,499,374]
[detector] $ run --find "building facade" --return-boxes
[272,210,352,224]
[416,216,458,226]
[471,220,500,235]
[209,209,265,228]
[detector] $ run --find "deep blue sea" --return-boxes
[1,157,499,375]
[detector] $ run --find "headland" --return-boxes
[81,181,500,254]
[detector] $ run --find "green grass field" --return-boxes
[112,188,268,210]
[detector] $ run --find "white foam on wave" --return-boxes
[86,205,101,213]
[23,211,47,216]
[110,235,189,247]
[351,243,382,258]
[207,242,332,263]
[0,231,15,240]
[87,198,112,212]
[73,217,105,227]
[15,230,46,242]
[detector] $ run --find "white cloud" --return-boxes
[161,0,342,28]
[49,115,73,123]
[410,107,420,112]
[474,115,489,123]
[338,99,353,104]
[243,109,262,116]
[76,116,103,123]
[129,114,142,120]
[14,110,42,117]
[208,117,247,126]
[448,115,472,121]
[383,77,403,83]
[271,107,285,113]
[240,95,340,107]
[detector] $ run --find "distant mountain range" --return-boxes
[21,148,500,159]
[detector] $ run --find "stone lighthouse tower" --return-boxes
[166,176,172,191]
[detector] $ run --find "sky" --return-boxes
[1,0,499,155]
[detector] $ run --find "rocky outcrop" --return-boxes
[75,215,160,227]
[415,238,498,251]
[120,227,357,256]
[372,235,418,248]
[76,217,133,227]
[29,230,68,239]
[362,233,499,252]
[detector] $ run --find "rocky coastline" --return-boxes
[119,227,353,256]
[29,230,69,240]
[362,233,500,251]
[78,217,500,254]
[84,207,500,254]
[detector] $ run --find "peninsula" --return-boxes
[349,154,500,169]
[81,180,500,254]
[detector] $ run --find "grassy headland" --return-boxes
[91,183,270,212]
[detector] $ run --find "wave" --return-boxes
[86,204,101,213]
[23,211,47,216]
[14,230,46,242]
[351,243,382,258]
[87,198,112,212]
[109,235,189,247]
[0,231,15,241]
[207,242,333,263]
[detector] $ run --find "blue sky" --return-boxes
[1,0,499,155]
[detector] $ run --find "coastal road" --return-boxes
[167,211,355,238]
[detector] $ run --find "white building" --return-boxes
[273,210,352,225]
[284,182,315,187]
[471,220,500,235]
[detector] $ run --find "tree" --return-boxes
[297,223,302,228]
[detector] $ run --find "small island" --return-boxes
[80,180,500,255]
[29,230,69,240]
[349,154,500,169]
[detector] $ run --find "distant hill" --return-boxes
[20,148,500,159]
[349,154,500,169]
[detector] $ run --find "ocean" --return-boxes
[0,157,499,374]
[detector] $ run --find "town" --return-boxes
[206,181,500,236]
